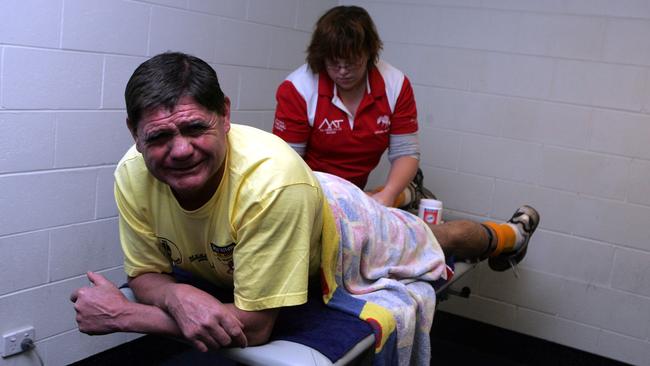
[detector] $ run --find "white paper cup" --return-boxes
[418,198,443,225]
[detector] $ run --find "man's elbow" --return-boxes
[245,323,275,346]
[235,307,279,347]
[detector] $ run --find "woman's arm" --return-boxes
[370,155,419,206]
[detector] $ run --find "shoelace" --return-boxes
[508,212,531,278]
[509,257,520,278]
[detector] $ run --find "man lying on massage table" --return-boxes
[70,52,540,366]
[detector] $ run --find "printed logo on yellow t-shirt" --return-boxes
[158,237,182,265]
[210,242,235,274]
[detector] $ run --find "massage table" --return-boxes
[119,260,476,366]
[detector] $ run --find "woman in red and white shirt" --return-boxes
[273,5,420,207]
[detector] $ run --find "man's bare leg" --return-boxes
[427,220,493,261]
[425,206,540,271]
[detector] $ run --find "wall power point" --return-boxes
[2,326,35,358]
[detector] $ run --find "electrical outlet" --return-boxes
[2,326,35,358]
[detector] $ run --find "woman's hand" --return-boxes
[369,188,399,207]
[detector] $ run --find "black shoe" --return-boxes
[488,205,540,272]
[403,168,436,211]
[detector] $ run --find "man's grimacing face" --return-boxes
[131,96,231,208]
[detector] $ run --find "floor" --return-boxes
[429,312,630,366]
[72,311,630,366]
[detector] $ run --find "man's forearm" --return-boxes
[128,272,251,349]
[71,271,182,338]
[116,301,182,337]
[127,272,278,347]
[127,272,179,309]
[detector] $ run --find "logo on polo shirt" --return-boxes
[374,115,391,134]
[273,118,286,132]
[318,118,343,134]
[377,115,391,128]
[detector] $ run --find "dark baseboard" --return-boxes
[430,311,631,366]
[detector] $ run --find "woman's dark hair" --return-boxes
[125,52,226,129]
[306,6,383,73]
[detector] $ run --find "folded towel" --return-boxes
[315,172,447,366]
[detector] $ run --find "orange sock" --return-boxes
[483,221,517,257]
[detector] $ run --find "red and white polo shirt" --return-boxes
[273,60,418,188]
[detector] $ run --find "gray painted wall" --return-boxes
[353,1,650,365]
[1,0,649,365]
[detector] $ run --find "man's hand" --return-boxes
[164,284,248,351]
[70,272,130,335]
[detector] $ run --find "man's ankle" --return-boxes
[483,221,517,257]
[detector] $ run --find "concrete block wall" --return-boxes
[4,0,649,365]
[0,0,335,365]
[347,0,650,365]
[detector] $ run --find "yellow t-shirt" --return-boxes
[115,124,331,311]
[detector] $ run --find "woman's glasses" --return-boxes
[325,58,366,72]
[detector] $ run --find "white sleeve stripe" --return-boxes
[375,60,405,113]
[285,64,319,127]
